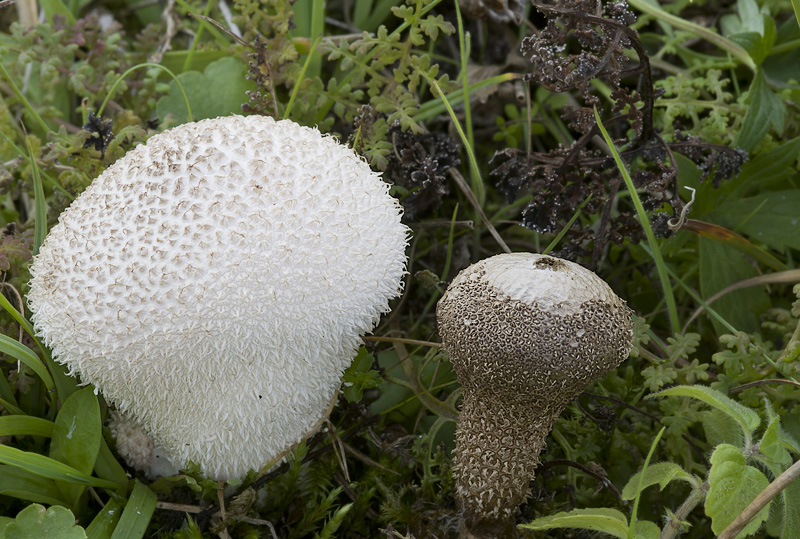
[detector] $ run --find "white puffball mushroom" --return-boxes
[28,115,409,481]
[436,252,633,538]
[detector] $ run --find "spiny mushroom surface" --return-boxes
[28,115,408,480]
[436,252,633,538]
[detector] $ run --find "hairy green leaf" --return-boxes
[650,385,760,438]
[621,462,698,500]
[705,444,770,536]
[519,508,630,538]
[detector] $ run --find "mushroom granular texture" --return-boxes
[436,252,632,537]
[28,115,409,480]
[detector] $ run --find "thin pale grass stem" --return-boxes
[98,63,192,122]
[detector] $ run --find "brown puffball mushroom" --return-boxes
[436,252,633,538]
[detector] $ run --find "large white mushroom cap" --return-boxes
[28,115,409,480]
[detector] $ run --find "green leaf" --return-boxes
[712,190,800,253]
[700,409,744,447]
[0,294,77,400]
[705,444,770,536]
[50,388,102,506]
[1,504,86,539]
[39,0,76,25]
[777,471,800,539]
[85,498,123,539]
[0,465,67,506]
[93,439,129,491]
[729,16,776,64]
[110,481,157,539]
[156,57,257,125]
[737,69,786,151]
[759,414,793,468]
[649,385,760,439]
[26,136,47,257]
[342,347,383,402]
[0,335,54,393]
[632,520,661,539]
[698,237,769,334]
[519,508,630,538]
[0,445,118,489]
[621,462,697,500]
[629,427,665,539]
[0,416,55,438]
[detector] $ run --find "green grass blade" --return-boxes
[0,465,67,506]
[94,438,129,489]
[639,244,737,334]
[628,426,665,538]
[0,335,54,393]
[0,362,19,407]
[284,34,323,120]
[0,415,55,438]
[353,0,376,28]
[430,78,484,206]
[86,497,124,539]
[0,287,78,401]
[441,204,459,281]
[40,0,76,24]
[0,445,119,489]
[0,63,51,133]
[593,107,680,334]
[792,0,800,30]
[180,0,216,72]
[26,137,47,256]
[453,0,476,201]
[98,63,192,122]
[627,0,755,71]
[307,0,325,79]
[110,480,157,539]
[0,130,73,200]
[0,397,25,415]
[543,194,593,255]
[414,74,517,122]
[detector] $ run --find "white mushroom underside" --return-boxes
[28,115,408,480]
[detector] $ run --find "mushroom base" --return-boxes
[453,391,555,539]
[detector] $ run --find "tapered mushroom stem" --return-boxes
[454,393,548,537]
[437,253,633,537]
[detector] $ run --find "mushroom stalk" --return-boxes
[454,393,548,537]
[436,252,633,537]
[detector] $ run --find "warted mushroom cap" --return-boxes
[438,252,632,397]
[28,115,408,480]
[437,252,632,536]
